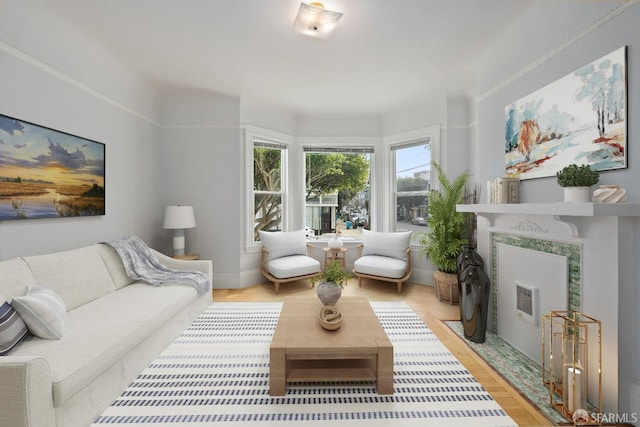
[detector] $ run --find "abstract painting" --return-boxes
[0,114,105,220]
[505,46,627,180]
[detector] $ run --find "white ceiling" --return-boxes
[40,0,534,116]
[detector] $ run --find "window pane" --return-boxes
[304,151,370,238]
[254,147,281,192]
[396,194,428,229]
[254,193,282,240]
[253,142,284,243]
[395,142,430,232]
[395,144,430,191]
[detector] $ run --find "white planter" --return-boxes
[563,186,591,203]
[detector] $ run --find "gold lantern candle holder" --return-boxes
[542,311,602,425]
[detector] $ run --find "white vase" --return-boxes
[328,235,343,249]
[563,186,591,203]
[592,185,627,203]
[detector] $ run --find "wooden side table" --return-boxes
[171,253,200,260]
[322,247,347,268]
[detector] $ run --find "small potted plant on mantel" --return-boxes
[556,163,600,203]
[311,261,351,306]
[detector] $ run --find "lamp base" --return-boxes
[172,229,186,256]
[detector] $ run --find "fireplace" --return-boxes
[492,235,574,364]
[457,202,640,414]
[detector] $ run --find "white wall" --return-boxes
[0,2,161,259]
[472,2,640,203]
[156,90,244,288]
[470,2,640,420]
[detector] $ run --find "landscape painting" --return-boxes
[0,114,105,220]
[505,46,627,180]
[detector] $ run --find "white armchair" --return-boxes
[259,229,321,294]
[353,230,413,293]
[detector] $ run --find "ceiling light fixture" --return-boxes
[293,2,343,40]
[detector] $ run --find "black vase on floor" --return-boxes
[456,246,485,321]
[459,261,491,343]
[457,245,484,279]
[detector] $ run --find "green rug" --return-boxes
[445,321,565,425]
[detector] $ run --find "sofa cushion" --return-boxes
[0,258,37,300]
[361,230,412,260]
[97,244,135,290]
[0,296,29,355]
[268,255,320,279]
[22,246,117,311]
[354,255,408,279]
[9,282,199,407]
[12,286,67,340]
[259,230,308,261]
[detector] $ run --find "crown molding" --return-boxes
[476,1,638,103]
[0,39,159,125]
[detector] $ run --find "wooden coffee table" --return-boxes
[269,296,393,395]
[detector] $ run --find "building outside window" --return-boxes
[253,139,287,242]
[303,147,372,239]
[392,138,431,232]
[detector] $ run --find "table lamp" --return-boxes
[163,205,196,256]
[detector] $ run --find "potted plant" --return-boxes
[556,164,599,202]
[311,260,351,306]
[417,162,469,304]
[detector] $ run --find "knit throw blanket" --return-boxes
[105,236,209,295]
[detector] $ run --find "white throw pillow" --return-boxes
[259,230,308,261]
[361,229,412,260]
[12,286,67,340]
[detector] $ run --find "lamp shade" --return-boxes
[163,206,196,229]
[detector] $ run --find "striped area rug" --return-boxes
[92,302,516,426]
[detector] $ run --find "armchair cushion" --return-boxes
[361,230,412,260]
[354,255,407,279]
[268,255,321,279]
[259,230,308,261]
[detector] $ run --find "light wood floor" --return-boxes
[213,278,552,427]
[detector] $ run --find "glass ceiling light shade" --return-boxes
[163,205,196,256]
[293,2,343,40]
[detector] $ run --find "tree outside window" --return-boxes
[253,142,285,241]
[304,149,371,238]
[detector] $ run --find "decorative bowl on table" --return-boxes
[319,306,342,330]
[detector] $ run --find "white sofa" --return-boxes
[0,242,212,427]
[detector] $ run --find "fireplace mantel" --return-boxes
[457,202,640,217]
[457,203,640,238]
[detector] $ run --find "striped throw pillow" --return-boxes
[0,299,29,355]
[12,286,66,340]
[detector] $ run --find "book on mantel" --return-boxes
[488,177,520,204]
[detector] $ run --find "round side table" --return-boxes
[322,247,347,268]
[171,253,200,260]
